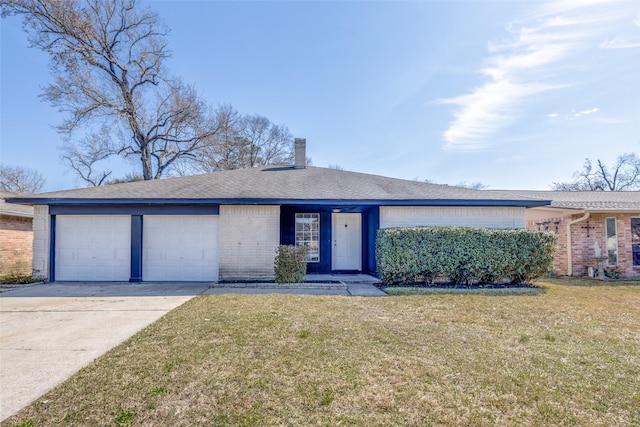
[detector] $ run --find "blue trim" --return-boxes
[280,207,332,274]
[130,215,143,282]
[281,205,382,275]
[9,197,550,208]
[49,205,219,215]
[319,212,332,273]
[365,207,379,275]
[49,215,56,282]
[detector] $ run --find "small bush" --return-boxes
[376,226,556,285]
[0,273,43,284]
[274,245,308,284]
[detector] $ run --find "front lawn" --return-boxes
[4,280,639,426]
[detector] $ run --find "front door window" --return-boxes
[295,213,320,262]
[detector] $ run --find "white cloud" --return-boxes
[600,38,640,49]
[441,81,557,151]
[441,0,638,151]
[574,107,599,117]
[546,113,559,118]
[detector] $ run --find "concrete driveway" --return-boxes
[0,282,209,422]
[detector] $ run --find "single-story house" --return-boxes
[0,190,34,276]
[495,190,640,278]
[6,140,550,282]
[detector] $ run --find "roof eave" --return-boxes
[0,210,34,219]
[7,197,550,208]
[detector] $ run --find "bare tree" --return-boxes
[2,0,217,183]
[105,173,143,185]
[198,105,245,172]
[61,128,115,186]
[239,114,294,167]
[0,164,45,192]
[552,153,640,191]
[421,178,488,189]
[455,181,488,190]
[194,105,294,172]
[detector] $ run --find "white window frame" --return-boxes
[295,213,320,263]
[605,217,618,266]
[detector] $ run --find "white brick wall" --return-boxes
[32,205,50,279]
[380,206,526,229]
[218,205,280,280]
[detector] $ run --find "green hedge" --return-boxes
[376,227,556,285]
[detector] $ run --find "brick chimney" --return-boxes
[294,138,306,169]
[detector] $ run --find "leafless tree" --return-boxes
[0,164,45,192]
[2,0,218,183]
[239,114,294,167]
[61,128,115,186]
[455,181,488,190]
[552,153,640,191]
[105,173,144,185]
[421,178,488,189]
[193,105,294,173]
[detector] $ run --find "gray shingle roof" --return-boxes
[491,190,640,211]
[6,166,549,206]
[0,190,34,217]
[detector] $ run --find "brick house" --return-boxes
[499,191,640,278]
[6,140,550,283]
[0,190,34,276]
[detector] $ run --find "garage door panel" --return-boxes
[143,215,218,282]
[93,231,115,247]
[56,215,131,281]
[182,234,201,246]
[56,248,75,263]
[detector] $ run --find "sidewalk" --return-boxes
[205,273,387,296]
[204,281,387,296]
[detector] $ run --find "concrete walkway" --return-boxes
[0,282,209,421]
[204,282,387,296]
[0,280,385,421]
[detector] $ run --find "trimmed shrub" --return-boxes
[376,226,556,285]
[274,245,308,284]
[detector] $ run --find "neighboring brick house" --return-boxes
[498,191,640,278]
[0,190,34,276]
[6,140,550,283]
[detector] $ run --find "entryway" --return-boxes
[332,213,362,271]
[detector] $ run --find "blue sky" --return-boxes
[1,0,639,191]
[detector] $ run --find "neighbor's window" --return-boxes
[606,217,618,265]
[632,217,640,267]
[295,213,320,262]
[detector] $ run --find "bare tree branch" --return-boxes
[0,164,46,192]
[61,128,115,186]
[552,153,640,191]
[2,0,214,182]
[194,105,294,172]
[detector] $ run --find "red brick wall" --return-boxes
[526,216,568,275]
[0,215,33,275]
[527,213,640,278]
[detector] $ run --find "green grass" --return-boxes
[383,285,545,296]
[4,280,640,426]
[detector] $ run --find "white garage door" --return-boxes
[55,215,131,281]
[143,215,218,281]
